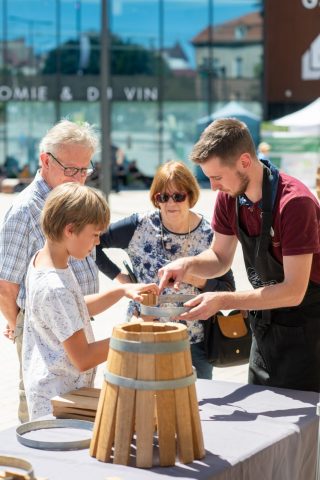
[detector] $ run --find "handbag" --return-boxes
[202,310,252,367]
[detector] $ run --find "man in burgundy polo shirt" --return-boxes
[159,118,320,393]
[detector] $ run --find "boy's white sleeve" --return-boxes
[36,287,85,343]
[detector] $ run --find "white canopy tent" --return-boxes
[197,100,261,125]
[273,98,320,133]
[265,98,320,188]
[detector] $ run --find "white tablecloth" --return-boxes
[0,380,319,480]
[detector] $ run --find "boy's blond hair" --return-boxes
[41,183,110,241]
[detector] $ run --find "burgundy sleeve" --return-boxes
[212,191,237,236]
[281,197,320,256]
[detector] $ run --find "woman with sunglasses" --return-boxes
[96,161,235,379]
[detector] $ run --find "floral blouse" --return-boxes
[96,211,235,344]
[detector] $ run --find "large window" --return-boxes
[0,0,264,177]
[162,101,208,166]
[6,102,55,173]
[111,0,159,74]
[6,1,56,76]
[112,102,159,176]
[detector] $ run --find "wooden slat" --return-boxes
[51,393,98,411]
[54,412,95,422]
[95,355,120,461]
[155,328,176,467]
[113,328,138,465]
[68,387,101,398]
[89,381,107,457]
[94,345,120,462]
[53,407,95,417]
[135,329,156,468]
[184,347,205,460]
[140,293,158,306]
[52,387,100,425]
[172,329,194,464]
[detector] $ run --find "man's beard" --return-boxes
[230,170,250,197]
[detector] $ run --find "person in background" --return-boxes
[111,145,128,192]
[158,118,320,393]
[257,141,271,161]
[0,119,100,422]
[96,161,235,380]
[128,159,153,188]
[3,155,20,178]
[23,183,158,420]
[18,164,31,179]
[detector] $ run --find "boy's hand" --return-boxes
[124,283,159,302]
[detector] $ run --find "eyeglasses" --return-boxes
[46,152,95,177]
[155,192,187,203]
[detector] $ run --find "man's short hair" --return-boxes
[39,119,100,157]
[41,183,110,241]
[149,160,200,208]
[190,118,256,166]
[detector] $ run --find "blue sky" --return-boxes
[3,0,261,61]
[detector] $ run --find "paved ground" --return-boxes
[0,186,253,431]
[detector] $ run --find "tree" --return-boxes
[42,33,169,76]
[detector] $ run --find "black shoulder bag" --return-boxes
[202,310,252,367]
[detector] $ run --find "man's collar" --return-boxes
[238,159,279,209]
[34,170,51,197]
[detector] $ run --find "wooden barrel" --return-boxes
[317,166,320,200]
[90,321,205,468]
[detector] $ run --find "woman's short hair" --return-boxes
[149,160,200,208]
[39,119,100,157]
[41,183,110,241]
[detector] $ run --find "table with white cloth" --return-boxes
[0,380,319,480]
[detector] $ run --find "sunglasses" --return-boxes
[155,192,187,203]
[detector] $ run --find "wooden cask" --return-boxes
[90,321,205,468]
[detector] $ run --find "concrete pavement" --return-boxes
[0,187,251,431]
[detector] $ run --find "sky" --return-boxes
[2,0,261,62]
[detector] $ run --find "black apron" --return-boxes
[236,166,320,392]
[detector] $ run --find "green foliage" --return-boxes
[42,34,168,76]
[261,122,288,132]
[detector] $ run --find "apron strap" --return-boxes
[256,166,273,257]
[236,165,274,257]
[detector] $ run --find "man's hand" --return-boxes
[123,283,159,302]
[3,323,15,341]
[158,258,189,292]
[178,292,222,321]
[0,279,19,340]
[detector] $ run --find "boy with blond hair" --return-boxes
[22,182,158,420]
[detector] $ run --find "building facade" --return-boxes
[264,0,320,119]
[0,0,318,179]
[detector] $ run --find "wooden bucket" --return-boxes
[90,321,205,468]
